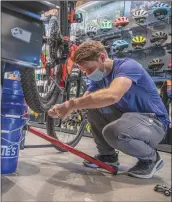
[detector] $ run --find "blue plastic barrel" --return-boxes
[1,103,27,116]
[3,79,22,90]
[2,88,24,96]
[1,116,27,174]
[2,79,24,96]
[1,116,26,132]
[2,94,25,104]
[1,77,28,174]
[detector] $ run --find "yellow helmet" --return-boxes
[132,36,146,49]
[132,36,146,43]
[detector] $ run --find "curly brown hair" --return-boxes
[73,40,108,64]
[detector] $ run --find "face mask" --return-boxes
[87,66,106,82]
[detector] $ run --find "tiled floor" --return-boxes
[2,128,171,202]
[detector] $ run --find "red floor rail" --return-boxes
[29,126,118,174]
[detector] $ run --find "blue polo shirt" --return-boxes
[87,58,170,131]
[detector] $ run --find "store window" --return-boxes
[84,1,124,25]
[72,0,171,37]
[130,1,158,15]
[73,1,125,34]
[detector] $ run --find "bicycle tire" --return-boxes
[20,67,61,113]
[48,15,63,67]
[46,74,87,152]
[46,115,87,152]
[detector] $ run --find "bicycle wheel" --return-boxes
[20,15,63,113]
[20,64,62,113]
[46,73,87,152]
[47,112,87,152]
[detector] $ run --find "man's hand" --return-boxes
[48,101,74,120]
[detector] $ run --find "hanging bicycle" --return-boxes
[20,12,64,113]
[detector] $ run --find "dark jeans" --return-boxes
[87,105,165,162]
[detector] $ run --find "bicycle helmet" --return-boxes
[86,26,98,36]
[150,31,168,45]
[112,40,129,52]
[114,16,129,28]
[152,3,170,20]
[131,36,146,49]
[132,9,148,24]
[148,58,164,71]
[100,20,113,30]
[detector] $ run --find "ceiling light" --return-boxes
[77,1,103,11]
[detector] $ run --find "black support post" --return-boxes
[60,1,69,36]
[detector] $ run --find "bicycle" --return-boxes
[46,64,88,152]
[19,1,83,114]
[20,7,64,113]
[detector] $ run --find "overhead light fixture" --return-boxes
[78,8,86,12]
[77,1,103,11]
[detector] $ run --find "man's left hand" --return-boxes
[48,101,74,120]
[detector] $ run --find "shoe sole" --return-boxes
[83,161,120,169]
[128,158,164,179]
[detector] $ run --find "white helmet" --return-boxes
[132,9,148,23]
[133,9,148,18]
[86,26,98,34]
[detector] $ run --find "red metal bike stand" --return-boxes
[28,126,118,175]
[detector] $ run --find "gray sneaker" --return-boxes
[83,152,120,168]
[128,152,164,179]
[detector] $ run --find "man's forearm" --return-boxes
[69,88,118,110]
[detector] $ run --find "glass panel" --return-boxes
[75,1,125,33]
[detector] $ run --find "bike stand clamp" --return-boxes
[28,126,118,175]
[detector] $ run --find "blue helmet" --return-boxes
[113,40,129,51]
[152,3,170,19]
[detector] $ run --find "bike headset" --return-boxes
[114,16,129,28]
[100,20,113,29]
[131,36,146,49]
[112,40,129,51]
[152,3,170,19]
[148,58,164,71]
[132,9,148,24]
